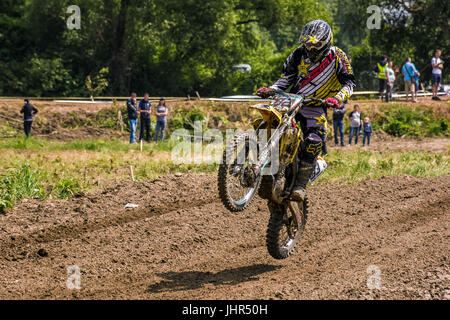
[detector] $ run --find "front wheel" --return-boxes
[218,132,261,212]
[266,198,308,259]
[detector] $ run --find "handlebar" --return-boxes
[304,97,326,104]
[270,89,325,105]
[258,88,341,110]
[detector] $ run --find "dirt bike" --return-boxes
[218,89,329,259]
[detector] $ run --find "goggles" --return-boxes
[300,35,325,50]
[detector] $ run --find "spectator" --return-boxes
[20,98,38,138]
[348,105,363,145]
[155,97,168,142]
[385,61,396,102]
[413,67,421,101]
[126,93,138,144]
[431,49,444,101]
[374,55,388,100]
[401,57,420,102]
[139,93,152,142]
[362,117,373,146]
[332,101,347,147]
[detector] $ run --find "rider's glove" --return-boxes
[325,97,339,108]
[256,87,275,99]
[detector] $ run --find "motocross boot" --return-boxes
[291,161,316,202]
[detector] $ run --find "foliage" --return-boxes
[374,105,450,137]
[0,162,45,213]
[52,178,80,199]
[169,108,206,132]
[85,68,109,101]
[0,0,333,97]
[338,0,450,90]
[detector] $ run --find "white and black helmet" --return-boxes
[299,20,332,61]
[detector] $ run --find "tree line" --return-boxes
[0,0,448,97]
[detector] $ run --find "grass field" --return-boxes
[1,136,449,213]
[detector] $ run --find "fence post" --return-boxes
[129,165,135,182]
[118,110,123,132]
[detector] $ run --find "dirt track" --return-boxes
[0,173,449,300]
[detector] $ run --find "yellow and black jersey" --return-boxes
[272,46,356,106]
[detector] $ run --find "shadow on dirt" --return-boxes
[147,264,282,293]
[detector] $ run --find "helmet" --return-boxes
[299,20,332,61]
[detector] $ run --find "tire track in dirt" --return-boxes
[135,175,449,300]
[0,173,448,299]
[0,174,219,260]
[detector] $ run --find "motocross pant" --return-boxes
[295,106,327,165]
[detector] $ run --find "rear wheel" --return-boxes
[266,198,308,259]
[218,132,260,212]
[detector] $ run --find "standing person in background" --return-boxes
[20,99,38,138]
[402,57,420,102]
[413,67,421,101]
[332,101,346,147]
[139,93,152,142]
[374,55,388,100]
[155,97,169,142]
[385,61,396,102]
[362,117,373,147]
[126,93,139,144]
[431,49,444,101]
[348,105,363,145]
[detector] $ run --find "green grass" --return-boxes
[0,135,449,212]
[0,136,177,152]
[319,149,450,184]
[0,162,45,213]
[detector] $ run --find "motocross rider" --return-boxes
[256,20,356,202]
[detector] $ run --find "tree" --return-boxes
[85,68,109,101]
[0,0,335,96]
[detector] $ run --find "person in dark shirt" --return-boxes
[362,117,373,146]
[20,99,38,137]
[332,102,347,147]
[139,93,152,142]
[126,93,138,143]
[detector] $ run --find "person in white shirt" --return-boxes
[385,61,396,102]
[431,50,444,101]
[348,105,363,145]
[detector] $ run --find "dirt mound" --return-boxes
[1,97,449,144]
[0,173,449,300]
[0,99,126,140]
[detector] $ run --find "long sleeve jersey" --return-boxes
[20,103,38,121]
[272,46,356,106]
